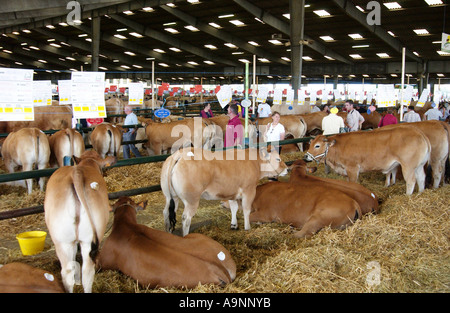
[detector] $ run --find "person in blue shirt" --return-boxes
[122,105,142,159]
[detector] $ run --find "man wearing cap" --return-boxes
[424,102,443,121]
[322,107,345,135]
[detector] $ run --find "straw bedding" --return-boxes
[0,151,448,293]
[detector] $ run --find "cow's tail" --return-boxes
[297,116,308,151]
[64,128,74,160]
[161,151,183,231]
[107,128,116,157]
[72,168,100,261]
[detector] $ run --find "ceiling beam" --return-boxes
[109,14,241,67]
[72,23,196,69]
[331,0,422,63]
[159,4,290,66]
[232,0,353,65]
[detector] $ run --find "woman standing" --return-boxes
[264,111,285,154]
[200,102,214,118]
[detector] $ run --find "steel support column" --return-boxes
[91,15,100,71]
[290,0,305,98]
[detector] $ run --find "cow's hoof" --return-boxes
[230,224,239,230]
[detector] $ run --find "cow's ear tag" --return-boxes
[90,182,99,190]
[187,151,194,157]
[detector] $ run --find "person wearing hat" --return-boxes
[424,102,443,121]
[322,107,345,135]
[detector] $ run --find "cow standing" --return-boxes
[90,123,123,158]
[96,197,236,288]
[44,150,116,293]
[0,127,50,194]
[161,147,288,236]
[304,128,431,195]
[48,128,85,167]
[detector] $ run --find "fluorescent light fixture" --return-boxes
[123,10,134,15]
[129,32,143,38]
[153,48,165,53]
[204,44,217,49]
[254,17,264,24]
[29,46,40,50]
[283,13,290,19]
[229,20,245,26]
[47,38,55,42]
[224,43,237,48]
[363,74,369,77]
[50,43,61,48]
[437,73,444,77]
[219,14,234,18]
[413,29,429,35]
[349,54,363,59]
[188,61,199,65]
[387,31,396,37]
[424,0,443,5]
[209,22,221,28]
[204,60,215,65]
[232,51,244,55]
[85,38,92,42]
[117,28,127,32]
[169,47,182,52]
[99,67,108,70]
[313,10,331,17]
[348,33,364,40]
[352,44,369,48]
[20,42,27,46]
[66,56,76,61]
[413,51,420,57]
[12,31,19,35]
[146,57,155,60]
[121,65,130,69]
[142,7,154,12]
[320,36,334,42]
[248,41,259,46]
[324,56,335,60]
[14,62,23,65]
[163,22,177,26]
[113,59,119,62]
[2,49,12,54]
[258,58,270,63]
[281,56,291,62]
[78,33,88,37]
[133,65,143,68]
[166,3,176,7]
[187,0,200,3]
[124,51,136,56]
[268,39,283,45]
[22,29,31,33]
[114,34,127,39]
[377,53,390,58]
[165,28,179,34]
[38,59,47,63]
[184,25,199,31]
[59,22,68,27]
[46,25,55,29]
[390,74,398,77]
[239,59,250,63]
[356,5,365,12]
[437,50,450,56]
[383,2,402,9]
[302,56,313,61]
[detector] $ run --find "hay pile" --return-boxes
[0,152,449,293]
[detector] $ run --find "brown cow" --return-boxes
[304,127,431,195]
[0,263,65,293]
[48,128,85,167]
[376,121,449,189]
[288,159,379,214]
[298,111,327,134]
[249,180,361,238]
[1,127,50,194]
[104,97,124,124]
[0,105,73,133]
[161,147,288,236]
[90,123,123,158]
[96,197,236,288]
[141,117,216,155]
[44,150,116,293]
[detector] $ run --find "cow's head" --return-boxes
[260,147,288,178]
[74,150,117,170]
[304,135,335,163]
[112,196,147,214]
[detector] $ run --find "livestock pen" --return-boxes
[0,136,449,293]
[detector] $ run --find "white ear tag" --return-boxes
[90,182,99,190]
[187,152,194,157]
[217,251,226,261]
[44,273,55,282]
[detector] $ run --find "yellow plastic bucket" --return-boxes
[16,231,47,256]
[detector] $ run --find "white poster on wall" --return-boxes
[33,80,52,106]
[216,85,232,108]
[71,72,106,119]
[416,89,429,107]
[286,89,294,105]
[298,89,306,105]
[273,89,283,105]
[58,80,71,104]
[0,67,34,121]
[128,82,144,105]
[256,86,269,103]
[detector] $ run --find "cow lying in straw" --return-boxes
[44,150,116,293]
[96,196,236,288]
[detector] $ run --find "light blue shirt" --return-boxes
[124,112,138,132]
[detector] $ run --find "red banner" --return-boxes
[110,85,117,91]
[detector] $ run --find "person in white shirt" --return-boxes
[403,105,421,123]
[264,111,285,154]
[424,102,443,121]
[322,107,345,135]
[257,102,272,118]
[122,105,142,159]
